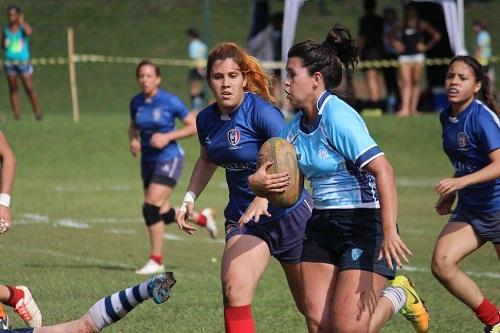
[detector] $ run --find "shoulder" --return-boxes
[130,93,144,106]
[158,89,184,104]
[197,103,216,122]
[323,95,360,122]
[472,100,499,125]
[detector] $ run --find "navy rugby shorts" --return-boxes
[141,156,184,189]
[449,207,500,244]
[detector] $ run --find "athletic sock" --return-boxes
[196,213,207,226]
[475,298,500,326]
[4,285,24,308]
[88,280,151,330]
[224,305,255,333]
[150,254,163,265]
[382,286,407,315]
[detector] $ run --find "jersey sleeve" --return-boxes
[253,103,286,139]
[129,98,137,122]
[171,96,191,120]
[326,107,383,169]
[476,109,500,153]
[196,109,208,146]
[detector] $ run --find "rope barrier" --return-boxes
[2,54,498,69]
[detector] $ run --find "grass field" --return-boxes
[0,1,499,332]
[0,114,498,333]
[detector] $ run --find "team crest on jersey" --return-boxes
[204,135,212,145]
[153,108,162,121]
[318,148,329,160]
[227,128,241,146]
[457,132,468,150]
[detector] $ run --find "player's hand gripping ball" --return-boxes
[257,137,304,208]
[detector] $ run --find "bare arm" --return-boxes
[176,146,218,234]
[421,20,441,52]
[128,121,140,157]
[0,132,16,230]
[436,149,500,196]
[364,155,411,269]
[19,15,33,36]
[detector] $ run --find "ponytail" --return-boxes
[288,23,358,92]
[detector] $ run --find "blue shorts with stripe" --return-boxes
[301,208,397,279]
[141,156,184,189]
[225,199,312,264]
[449,207,500,244]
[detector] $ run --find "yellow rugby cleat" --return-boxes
[389,275,429,333]
[484,322,500,333]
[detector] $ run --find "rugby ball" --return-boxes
[257,137,304,208]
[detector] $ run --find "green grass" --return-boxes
[0,114,498,332]
[0,1,499,332]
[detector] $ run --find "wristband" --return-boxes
[0,194,10,208]
[183,191,197,204]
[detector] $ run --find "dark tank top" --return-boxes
[402,22,423,55]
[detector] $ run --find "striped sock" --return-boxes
[88,281,150,330]
[382,286,407,315]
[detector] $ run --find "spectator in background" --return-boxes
[1,5,42,120]
[394,3,441,117]
[358,0,384,116]
[382,6,400,114]
[472,19,494,87]
[186,28,208,112]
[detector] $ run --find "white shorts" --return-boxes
[399,53,425,64]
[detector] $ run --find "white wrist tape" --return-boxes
[0,194,11,208]
[183,191,197,204]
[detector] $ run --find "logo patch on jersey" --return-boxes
[318,148,329,160]
[457,132,468,151]
[351,248,363,261]
[227,128,241,146]
[204,135,212,145]
[153,108,162,121]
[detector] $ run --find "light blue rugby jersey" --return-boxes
[282,91,383,209]
[440,99,500,212]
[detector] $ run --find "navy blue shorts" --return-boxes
[301,208,397,279]
[225,199,312,264]
[449,207,500,244]
[0,329,34,332]
[141,156,184,189]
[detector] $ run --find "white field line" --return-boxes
[401,265,500,279]
[54,184,133,192]
[105,228,137,235]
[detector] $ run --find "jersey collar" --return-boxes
[317,90,332,115]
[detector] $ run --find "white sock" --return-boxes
[88,281,150,330]
[382,286,407,315]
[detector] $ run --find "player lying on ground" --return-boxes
[0,272,175,333]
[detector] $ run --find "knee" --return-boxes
[303,301,328,332]
[431,252,457,282]
[142,203,161,226]
[8,84,18,93]
[221,277,254,306]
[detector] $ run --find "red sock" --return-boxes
[4,285,24,308]
[224,305,255,333]
[149,254,163,265]
[197,213,207,226]
[475,298,500,326]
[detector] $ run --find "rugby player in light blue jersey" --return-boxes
[176,42,312,333]
[129,60,217,275]
[250,24,429,333]
[431,56,500,333]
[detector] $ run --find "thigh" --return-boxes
[280,262,304,312]
[411,63,423,82]
[301,261,338,320]
[433,222,485,265]
[331,269,387,332]
[399,63,412,82]
[20,72,34,90]
[145,182,173,206]
[221,235,271,303]
[5,74,17,89]
[495,243,500,260]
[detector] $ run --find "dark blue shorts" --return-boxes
[141,156,184,189]
[449,207,500,244]
[301,208,397,279]
[0,329,34,332]
[3,63,33,76]
[225,199,312,264]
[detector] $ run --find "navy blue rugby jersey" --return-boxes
[197,92,306,225]
[440,99,500,212]
[130,89,190,162]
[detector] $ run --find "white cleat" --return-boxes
[202,208,218,239]
[135,259,165,275]
[14,286,42,327]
